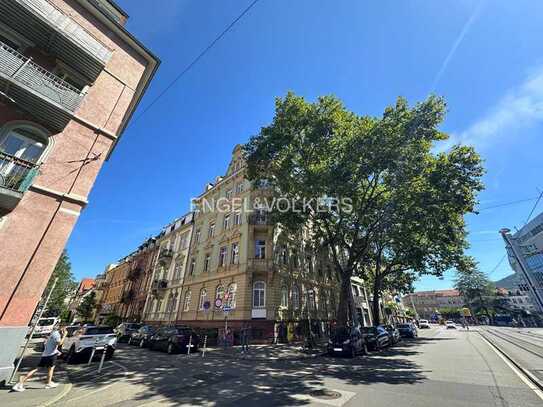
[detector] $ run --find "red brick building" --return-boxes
[0,0,158,383]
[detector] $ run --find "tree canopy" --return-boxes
[454,256,496,319]
[43,251,77,319]
[244,92,484,326]
[76,291,97,323]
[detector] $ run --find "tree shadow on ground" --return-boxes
[63,339,431,406]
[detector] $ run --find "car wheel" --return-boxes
[139,339,145,348]
[167,342,176,354]
[105,347,115,360]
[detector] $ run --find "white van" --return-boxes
[32,317,59,337]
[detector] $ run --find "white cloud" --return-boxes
[441,67,543,150]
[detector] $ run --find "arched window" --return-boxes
[280,286,288,308]
[0,122,50,191]
[198,288,208,310]
[253,281,266,308]
[216,285,225,300]
[226,283,237,308]
[183,290,191,311]
[292,284,300,310]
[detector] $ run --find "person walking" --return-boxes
[12,323,67,392]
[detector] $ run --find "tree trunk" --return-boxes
[371,277,382,326]
[337,270,356,326]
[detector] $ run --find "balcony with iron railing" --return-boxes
[0,41,86,130]
[151,279,168,297]
[248,213,273,226]
[0,0,112,79]
[0,151,39,211]
[157,249,173,265]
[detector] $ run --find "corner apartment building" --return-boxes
[176,145,340,341]
[143,213,194,324]
[0,1,158,381]
[501,211,543,313]
[402,289,464,319]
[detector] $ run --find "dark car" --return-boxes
[382,325,401,344]
[397,323,418,338]
[148,325,200,354]
[327,326,367,357]
[128,325,157,347]
[361,326,390,350]
[115,323,142,342]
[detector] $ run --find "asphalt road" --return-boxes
[4,326,543,406]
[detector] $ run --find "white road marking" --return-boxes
[479,333,543,401]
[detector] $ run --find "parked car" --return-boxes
[31,317,60,338]
[382,325,401,344]
[361,326,390,350]
[148,325,200,354]
[419,319,430,329]
[327,325,367,357]
[397,323,418,338]
[446,320,456,329]
[129,325,157,347]
[115,323,142,342]
[62,325,117,363]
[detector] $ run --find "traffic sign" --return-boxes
[223,305,232,313]
[215,298,223,308]
[203,300,211,310]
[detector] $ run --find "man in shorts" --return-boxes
[12,322,67,392]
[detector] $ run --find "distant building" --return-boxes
[501,211,543,313]
[402,289,464,319]
[143,213,193,324]
[67,278,96,322]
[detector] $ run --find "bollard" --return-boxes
[187,335,193,356]
[98,346,107,373]
[88,347,96,365]
[201,335,207,358]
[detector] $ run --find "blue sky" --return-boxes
[67,0,543,290]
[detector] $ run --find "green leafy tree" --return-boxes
[244,92,483,326]
[76,291,97,323]
[440,307,461,319]
[43,251,77,319]
[454,257,496,320]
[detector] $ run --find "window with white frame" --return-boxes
[189,259,195,275]
[219,246,227,267]
[226,283,237,308]
[292,285,300,310]
[183,290,191,311]
[234,211,241,226]
[280,286,288,308]
[208,223,215,239]
[253,281,266,308]
[204,254,211,272]
[255,240,266,259]
[236,182,245,194]
[173,260,183,280]
[225,189,233,199]
[198,289,208,310]
[307,289,316,310]
[223,214,230,230]
[195,229,201,243]
[231,243,239,265]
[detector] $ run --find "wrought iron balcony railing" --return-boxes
[0,41,85,112]
[15,0,112,64]
[248,213,272,226]
[0,151,39,193]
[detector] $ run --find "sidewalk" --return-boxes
[0,352,71,407]
[203,342,327,361]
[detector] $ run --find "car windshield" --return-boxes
[398,324,411,329]
[331,326,350,341]
[38,318,55,326]
[85,327,114,335]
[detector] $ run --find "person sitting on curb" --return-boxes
[12,322,67,392]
